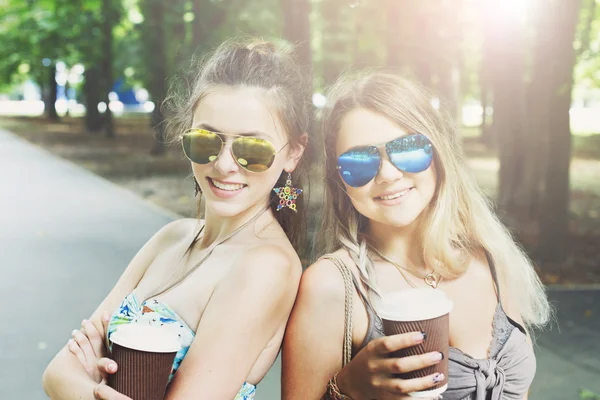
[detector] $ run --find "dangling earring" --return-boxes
[194,178,201,197]
[273,171,302,212]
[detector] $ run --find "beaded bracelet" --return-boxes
[326,373,353,400]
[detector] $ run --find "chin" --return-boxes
[204,201,251,218]
[370,204,427,229]
[378,214,419,229]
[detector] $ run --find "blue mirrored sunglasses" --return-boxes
[337,133,434,187]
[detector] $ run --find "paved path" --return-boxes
[1,127,598,399]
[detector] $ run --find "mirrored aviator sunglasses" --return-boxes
[337,133,434,187]
[180,129,283,173]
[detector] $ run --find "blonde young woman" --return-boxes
[283,72,550,400]
[42,38,311,400]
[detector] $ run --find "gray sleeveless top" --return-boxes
[349,252,536,400]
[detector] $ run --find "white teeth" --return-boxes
[380,188,411,200]
[211,179,245,191]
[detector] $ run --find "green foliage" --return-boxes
[579,388,600,400]
[575,0,600,88]
[1,0,598,105]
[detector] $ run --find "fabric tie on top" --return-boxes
[473,358,505,399]
[446,328,536,400]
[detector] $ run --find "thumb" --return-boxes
[97,357,118,375]
[94,381,132,400]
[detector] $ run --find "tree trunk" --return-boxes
[147,0,168,155]
[191,0,226,51]
[321,0,351,85]
[537,0,581,264]
[480,81,490,143]
[282,0,312,69]
[192,0,202,48]
[45,64,59,121]
[490,14,528,220]
[102,0,115,138]
[84,66,104,133]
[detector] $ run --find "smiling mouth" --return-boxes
[376,187,413,200]
[208,178,247,191]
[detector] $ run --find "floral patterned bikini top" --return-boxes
[107,291,256,399]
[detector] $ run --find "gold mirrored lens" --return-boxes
[182,129,222,164]
[232,137,277,172]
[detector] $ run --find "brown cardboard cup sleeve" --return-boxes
[107,324,181,400]
[376,289,453,398]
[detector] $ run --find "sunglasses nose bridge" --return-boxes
[374,147,404,184]
[213,139,240,174]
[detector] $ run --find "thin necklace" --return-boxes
[369,246,442,289]
[143,206,270,302]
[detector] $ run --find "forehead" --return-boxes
[336,108,410,155]
[192,86,284,141]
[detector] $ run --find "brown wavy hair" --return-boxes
[163,37,312,252]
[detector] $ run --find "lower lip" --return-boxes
[375,188,414,206]
[207,178,247,199]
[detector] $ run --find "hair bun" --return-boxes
[245,40,278,55]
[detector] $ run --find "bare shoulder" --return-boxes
[156,218,200,242]
[148,218,201,251]
[466,249,526,322]
[299,248,349,302]
[230,242,302,289]
[464,249,495,283]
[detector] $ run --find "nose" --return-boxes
[213,141,240,175]
[374,151,403,185]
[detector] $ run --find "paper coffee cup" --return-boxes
[107,324,181,400]
[377,289,453,398]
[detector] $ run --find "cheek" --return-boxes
[191,163,208,182]
[420,167,437,197]
[345,185,373,212]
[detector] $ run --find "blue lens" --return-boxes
[337,146,381,187]
[385,134,433,173]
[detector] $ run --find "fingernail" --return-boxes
[108,363,117,372]
[433,373,445,384]
[71,329,78,336]
[67,339,73,345]
[82,319,87,325]
[430,352,443,361]
[412,332,425,343]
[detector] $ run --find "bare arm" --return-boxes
[42,219,192,399]
[282,259,347,399]
[164,245,300,400]
[282,259,443,400]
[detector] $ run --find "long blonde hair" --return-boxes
[317,71,550,328]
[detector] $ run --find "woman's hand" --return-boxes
[335,331,444,400]
[91,358,131,399]
[68,311,111,383]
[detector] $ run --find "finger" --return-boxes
[369,351,444,375]
[102,311,111,350]
[82,319,105,359]
[370,331,426,355]
[94,382,132,400]
[378,372,445,395]
[97,357,119,375]
[102,311,110,338]
[67,338,88,368]
[72,329,96,364]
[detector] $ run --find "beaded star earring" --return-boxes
[273,172,302,212]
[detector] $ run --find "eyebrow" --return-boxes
[196,123,268,138]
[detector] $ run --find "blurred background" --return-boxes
[1,0,599,398]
